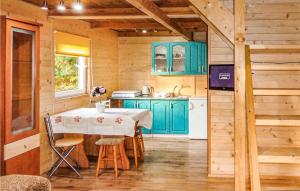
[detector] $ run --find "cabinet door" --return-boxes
[152,43,170,75]
[170,42,189,75]
[200,42,207,75]
[190,42,201,74]
[136,100,151,134]
[123,100,137,108]
[151,100,169,134]
[170,101,189,134]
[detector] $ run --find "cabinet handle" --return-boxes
[171,103,173,109]
[201,65,204,73]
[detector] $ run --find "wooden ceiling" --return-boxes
[22,0,207,39]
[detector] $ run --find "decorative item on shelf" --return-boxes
[91,86,107,113]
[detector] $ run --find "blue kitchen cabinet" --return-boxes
[123,99,152,134]
[169,101,189,134]
[136,100,152,134]
[152,42,170,75]
[123,99,136,108]
[152,42,207,75]
[169,42,190,75]
[151,100,170,134]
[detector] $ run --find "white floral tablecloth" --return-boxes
[51,108,152,137]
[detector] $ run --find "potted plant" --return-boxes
[91,86,107,113]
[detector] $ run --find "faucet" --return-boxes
[172,85,179,97]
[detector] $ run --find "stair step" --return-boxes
[253,89,300,96]
[256,115,300,126]
[258,147,300,164]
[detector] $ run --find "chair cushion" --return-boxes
[55,137,83,147]
[95,137,125,145]
[0,175,51,191]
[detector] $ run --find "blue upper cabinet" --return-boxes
[152,42,207,75]
[169,42,190,75]
[169,101,189,134]
[152,42,170,75]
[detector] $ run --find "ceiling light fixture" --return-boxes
[73,0,83,11]
[57,0,66,11]
[142,29,147,34]
[41,0,48,10]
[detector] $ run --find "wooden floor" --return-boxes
[49,138,300,191]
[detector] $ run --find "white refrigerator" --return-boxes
[189,96,207,139]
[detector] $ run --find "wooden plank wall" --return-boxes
[118,36,208,97]
[208,0,300,177]
[0,0,119,173]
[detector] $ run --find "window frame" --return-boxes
[54,54,88,99]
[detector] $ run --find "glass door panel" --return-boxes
[154,45,168,73]
[11,28,35,135]
[171,45,185,73]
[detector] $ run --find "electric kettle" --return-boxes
[142,85,153,96]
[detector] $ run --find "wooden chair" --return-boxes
[44,113,83,177]
[126,124,145,170]
[95,137,125,177]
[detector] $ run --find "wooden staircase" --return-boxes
[245,45,300,191]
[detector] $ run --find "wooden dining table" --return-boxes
[51,108,152,170]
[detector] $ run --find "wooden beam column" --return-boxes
[234,0,247,190]
[189,0,234,48]
[126,0,192,40]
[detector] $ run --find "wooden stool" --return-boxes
[95,137,125,177]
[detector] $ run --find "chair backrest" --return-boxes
[44,113,55,147]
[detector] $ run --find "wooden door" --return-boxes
[151,100,169,134]
[169,101,189,134]
[3,18,40,175]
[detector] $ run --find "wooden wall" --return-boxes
[118,37,207,96]
[0,0,119,173]
[208,0,300,177]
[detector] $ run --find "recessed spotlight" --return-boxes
[142,29,147,33]
[153,29,158,33]
[41,0,48,10]
[73,0,83,11]
[57,0,66,11]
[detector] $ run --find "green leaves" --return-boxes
[55,55,79,91]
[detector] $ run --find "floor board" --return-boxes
[48,138,300,191]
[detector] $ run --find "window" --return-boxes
[55,55,87,98]
[54,31,90,98]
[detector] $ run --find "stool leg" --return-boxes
[119,143,125,169]
[132,137,138,169]
[113,145,118,177]
[96,145,104,176]
[140,133,145,152]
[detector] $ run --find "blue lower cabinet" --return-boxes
[123,99,188,135]
[136,100,152,134]
[123,99,137,108]
[169,101,189,134]
[151,100,170,134]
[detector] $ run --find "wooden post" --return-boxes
[234,0,247,190]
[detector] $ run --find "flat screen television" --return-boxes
[209,64,234,91]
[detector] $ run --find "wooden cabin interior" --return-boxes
[0,0,300,190]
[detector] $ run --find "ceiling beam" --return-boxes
[48,7,199,20]
[91,22,165,29]
[125,0,192,40]
[189,0,234,48]
[91,21,207,30]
